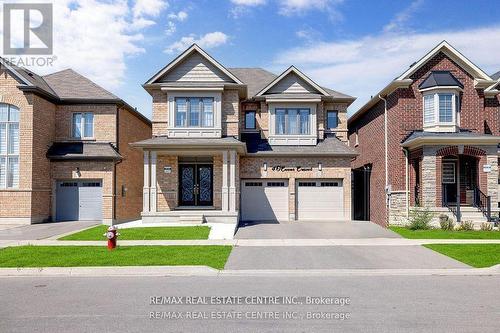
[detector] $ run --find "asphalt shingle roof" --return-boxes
[47,142,122,160]
[418,71,464,90]
[491,71,500,80]
[401,130,498,144]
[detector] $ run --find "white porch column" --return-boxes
[150,151,157,213]
[229,150,236,212]
[222,150,229,211]
[143,151,150,213]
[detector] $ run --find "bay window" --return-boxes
[72,112,94,139]
[275,108,311,135]
[423,92,459,128]
[0,104,19,188]
[175,97,214,128]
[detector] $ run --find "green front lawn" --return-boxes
[424,244,500,268]
[0,245,231,270]
[389,226,500,239]
[59,225,211,241]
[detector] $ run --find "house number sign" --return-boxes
[272,166,313,172]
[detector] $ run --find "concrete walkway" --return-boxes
[2,238,500,248]
[0,221,99,240]
[0,265,499,277]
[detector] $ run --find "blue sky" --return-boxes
[2,0,500,118]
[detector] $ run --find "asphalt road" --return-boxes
[1,275,498,333]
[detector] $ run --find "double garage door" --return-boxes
[55,180,103,221]
[240,179,344,221]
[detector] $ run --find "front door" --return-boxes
[179,164,213,206]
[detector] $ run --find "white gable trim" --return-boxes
[256,66,329,97]
[0,58,34,86]
[145,44,243,85]
[397,41,493,82]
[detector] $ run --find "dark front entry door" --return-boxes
[179,164,213,206]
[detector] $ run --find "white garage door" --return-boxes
[56,180,103,221]
[241,180,289,221]
[297,179,344,220]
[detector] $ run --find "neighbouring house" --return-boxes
[348,41,500,227]
[132,44,357,228]
[0,59,151,225]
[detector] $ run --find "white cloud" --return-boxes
[133,0,168,18]
[168,10,188,21]
[0,0,162,90]
[383,0,425,33]
[278,0,343,18]
[165,10,188,35]
[273,26,500,115]
[230,0,266,6]
[165,31,229,53]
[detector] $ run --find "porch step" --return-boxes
[179,214,205,224]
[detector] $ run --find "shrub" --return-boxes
[407,209,433,230]
[480,222,493,231]
[457,220,475,231]
[439,215,455,231]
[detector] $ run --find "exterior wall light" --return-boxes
[318,162,322,171]
[263,162,268,171]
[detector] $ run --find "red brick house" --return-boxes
[348,41,500,227]
[0,59,151,224]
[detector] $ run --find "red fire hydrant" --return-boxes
[104,226,120,250]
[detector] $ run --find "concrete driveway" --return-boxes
[235,220,401,239]
[0,221,99,240]
[225,245,469,270]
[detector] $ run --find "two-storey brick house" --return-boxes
[0,59,151,224]
[348,41,500,227]
[132,44,357,228]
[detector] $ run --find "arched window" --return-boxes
[0,103,20,188]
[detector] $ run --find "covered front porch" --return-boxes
[131,137,246,225]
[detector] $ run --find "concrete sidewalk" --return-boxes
[2,238,500,248]
[0,265,499,277]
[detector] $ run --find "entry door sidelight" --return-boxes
[179,164,213,206]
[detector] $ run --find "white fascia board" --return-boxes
[0,58,33,86]
[145,44,243,85]
[401,136,500,149]
[418,86,464,93]
[256,66,329,97]
[161,87,224,92]
[266,98,322,103]
[397,41,492,82]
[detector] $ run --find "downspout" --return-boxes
[403,147,410,219]
[379,95,389,208]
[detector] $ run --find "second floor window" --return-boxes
[175,97,214,128]
[423,92,457,126]
[327,111,338,129]
[245,111,256,129]
[73,112,94,139]
[0,103,20,188]
[275,108,310,135]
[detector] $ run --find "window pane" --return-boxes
[0,157,5,188]
[276,109,286,135]
[0,123,6,155]
[175,98,187,127]
[299,109,310,134]
[327,111,338,128]
[201,98,213,127]
[8,123,19,154]
[245,111,255,129]
[8,106,19,122]
[423,95,434,124]
[73,113,82,138]
[288,109,298,134]
[439,94,453,123]
[84,113,94,138]
[189,98,200,127]
[0,104,8,122]
[7,156,19,188]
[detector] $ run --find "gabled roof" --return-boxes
[228,68,277,97]
[418,71,464,90]
[43,69,119,101]
[145,44,243,85]
[256,66,330,97]
[349,41,497,125]
[491,71,500,80]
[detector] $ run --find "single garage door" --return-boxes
[56,180,103,221]
[241,180,288,221]
[297,179,344,220]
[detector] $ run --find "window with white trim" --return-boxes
[275,108,310,135]
[72,112,94,139]
[174,97,214,128]
[423,92,459,127]
[0,104,20,188]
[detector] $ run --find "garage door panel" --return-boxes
[297,180,344,220]
[241,180,288,221]
[56,180,103,222]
